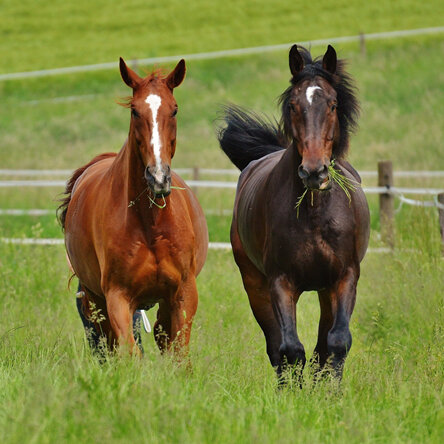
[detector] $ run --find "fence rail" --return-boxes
[0,179,443,197]
[1,26,443,81]
[1,168,444,178]
[0,237,399,254]
[1,162,443,253]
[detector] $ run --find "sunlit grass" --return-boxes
[0,2,443,442]
[0,227,443,442]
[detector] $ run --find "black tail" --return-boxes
[217,105,285,171]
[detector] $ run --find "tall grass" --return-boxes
[0,220,443,442]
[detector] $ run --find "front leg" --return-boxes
[269,276,305,381]
[154,276,198,358]
[106,288,141,356]
[314,266,358,378]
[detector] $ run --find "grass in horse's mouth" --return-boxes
[294,160,360,217]
[327,159,360,203]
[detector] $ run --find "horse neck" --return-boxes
[111,130,159,221]
[273,141,305,195]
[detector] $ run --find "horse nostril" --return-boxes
[298,165,309,180]
[318,164,329,180]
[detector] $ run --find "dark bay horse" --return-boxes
[59,59,208,356]
[218,45,370,380]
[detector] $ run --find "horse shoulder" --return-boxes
[170,172,209,275]
[336,159,361,183]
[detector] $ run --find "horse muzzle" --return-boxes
[298,163,331,190]
[145,165,171,198]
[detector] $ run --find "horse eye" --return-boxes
[172,108,178,117]
[131,108,140,118]
[331,104,337,112]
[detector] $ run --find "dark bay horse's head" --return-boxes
[281,45,359,190]
[120,58,186,197]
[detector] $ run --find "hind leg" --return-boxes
[77,282,143,354]
[76,283,113,353]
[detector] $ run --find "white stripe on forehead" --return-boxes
[145,94,162,173]
[306,86,322,105]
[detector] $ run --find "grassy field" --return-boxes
[1,1,444,443]
[0,220,443,443]
[1,36,443,171]
[1,0,442,73]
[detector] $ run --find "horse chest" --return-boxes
[106,236,185,299]
[268,220,343,290]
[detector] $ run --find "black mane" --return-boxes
[279,46,360,159]
[218,46,359,171]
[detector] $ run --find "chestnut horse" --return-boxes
[59,59,208,355]
[218,45,370,380]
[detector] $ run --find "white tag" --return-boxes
[141,310,151,333]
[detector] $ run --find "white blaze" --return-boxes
[145,94,163,179]
[306,86,321,105]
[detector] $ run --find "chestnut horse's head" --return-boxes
[281,45,359,190]
[120,58,186,197]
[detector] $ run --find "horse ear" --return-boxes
[119,57,142,89]
[166,59,186,90]
[322,45,337,74]
[289,45,304,77]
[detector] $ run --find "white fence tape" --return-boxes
[363,186,444,196]
[0,180,67,187]
[1,169,444,179]
[0,237,232,249]
[0,168,240,177]
[0,169,73,176]
[1,27,443,81]
[0,209,52,216]
[0,238,406,254]
[397,194,444,211]
[0,179,442,196]
[0,208,232,217]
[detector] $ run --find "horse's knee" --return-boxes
[279,340,306,366]
[327,328,352,362]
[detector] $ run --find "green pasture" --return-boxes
[0,224,443,443]
[0,35,443,171]
[1,1,444,442]
[1,0,442,73]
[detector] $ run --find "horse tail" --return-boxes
[217,105,285,171]
[57,152,116,230]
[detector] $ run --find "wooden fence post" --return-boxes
[438,193,444,256]
[378,161,394,247]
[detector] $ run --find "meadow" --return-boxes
[1,1,444,443]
